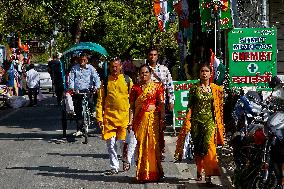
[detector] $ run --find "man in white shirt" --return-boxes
[26,64,40,106]
[147,48,175,110]
[147,48,175,160]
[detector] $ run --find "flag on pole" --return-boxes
[154,0,174,32]
[174,0,190,28]
[210,49,226,84]
[199,0,233,32]
[210,49,215,83]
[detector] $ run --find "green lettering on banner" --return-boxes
[173,80,199,128]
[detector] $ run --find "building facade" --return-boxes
[270,0,284,74]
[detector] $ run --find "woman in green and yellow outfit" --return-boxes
[175,63,224,186]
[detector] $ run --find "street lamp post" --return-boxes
[212,0,222,59]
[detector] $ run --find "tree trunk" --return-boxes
[73,16,84,44]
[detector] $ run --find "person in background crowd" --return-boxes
[160,47,176,73]
[48,53,64,105]
[20,58,29,95]
[69,54,101,136]
[5,60,16,96]
[128,64,165,182]
[185,54,199,80]
[26,63,40,106]
[175,62,224,186]
[96,57,133,175]
[66,56,78,82]
[90,56,104,80]
[122,54,137,83]
[147,47,175,159]
[0,65,5,84]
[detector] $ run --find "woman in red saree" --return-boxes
[128,64,165,182]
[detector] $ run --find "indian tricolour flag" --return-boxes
[153,0,174,32]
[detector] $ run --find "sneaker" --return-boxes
[67,111,76,116]
[73,131,83,136]
[91,112,96,118]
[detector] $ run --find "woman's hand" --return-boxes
[168,103,174,111]
[97,121,103,129]
[127,123,132,132]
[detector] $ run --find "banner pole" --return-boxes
[215,17,217,55]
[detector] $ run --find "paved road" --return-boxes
[0,93,234,189]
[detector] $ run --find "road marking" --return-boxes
[0,109,20,122]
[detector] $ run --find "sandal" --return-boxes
[104,169,118,175]
[123,161,130,171]
[196,172,202,181]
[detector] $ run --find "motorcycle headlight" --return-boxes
[254,128,266,145]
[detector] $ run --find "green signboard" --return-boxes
[173,80,199,128]
[228,28,277,89]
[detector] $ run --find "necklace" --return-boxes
[140,82,153,97]
[200,84,211,93]
[141,83,149,91]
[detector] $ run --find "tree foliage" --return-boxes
[0,0,179,60]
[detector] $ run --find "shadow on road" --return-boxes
[0,96,80,141]
[7,165,191,185]
[46,152,109,159]
[0,132,61,141]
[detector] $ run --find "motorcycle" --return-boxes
[231,77,284,189]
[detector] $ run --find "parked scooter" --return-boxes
[254,77,284,189]
[231,76,284,189]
